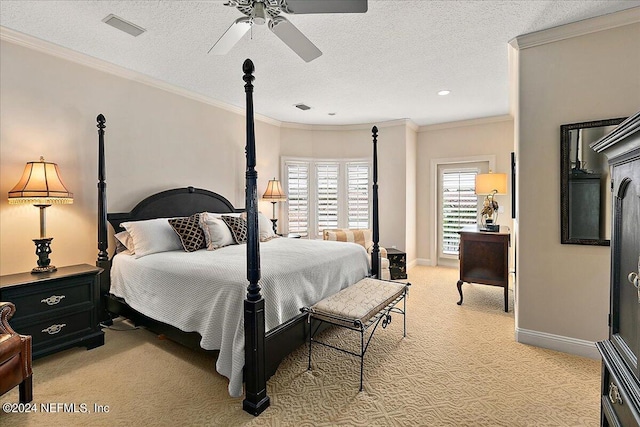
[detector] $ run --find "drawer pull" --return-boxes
[41,324,66,335]
[608,382,623,405]
[41,295,66,306]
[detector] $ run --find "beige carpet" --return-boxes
[3,266,599,426]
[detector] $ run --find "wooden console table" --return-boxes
[456,226,510,312]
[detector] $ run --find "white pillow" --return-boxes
[121,218,183,258]
[241,211,278,242]
[258,212,277,241]
[200,212,235,250]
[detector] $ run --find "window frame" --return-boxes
[281,156,371,237]
[430,155,496,267]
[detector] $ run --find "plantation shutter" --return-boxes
[347,162,370,229]
[442,171,478,255]
[316,162,339,236]
[286,162,309,236]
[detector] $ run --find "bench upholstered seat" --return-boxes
[308,278,406,328]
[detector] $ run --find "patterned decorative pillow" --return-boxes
[114,230,135,254]
[169,213,206,252]
[222,215,248,244]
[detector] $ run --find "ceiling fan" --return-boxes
[208,0,368,62]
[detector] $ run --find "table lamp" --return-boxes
[8,157,73,273]
[475,171,507,232]
[262,178,287,234]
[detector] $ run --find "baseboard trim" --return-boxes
[515,327,601,360]
[416,258,433,266]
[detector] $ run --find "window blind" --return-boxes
[316,163,339,236]
[347,162,369,229]
[442,171,478,255]
[284,158,370,237]
[286,162,309,236]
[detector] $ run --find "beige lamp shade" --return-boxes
[8,157,73,205]
[475,172,507,195]
[262,178,287,201]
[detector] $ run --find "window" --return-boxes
[347,162,369,229]
[283,158,370,237]
[441,170,478,255]
[285,162,309,235]
[316,163,339,232]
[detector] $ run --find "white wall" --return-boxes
[416,117,515,266]
[405,125,417,268]
[514,21,640,354]
[0,40,281,275]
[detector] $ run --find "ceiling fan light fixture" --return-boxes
[252,1,267,25]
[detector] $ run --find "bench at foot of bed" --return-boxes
[302,277,410,391]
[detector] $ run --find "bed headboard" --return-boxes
[107,186,241,233]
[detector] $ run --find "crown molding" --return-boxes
[510,7,640,50]
[0,26,282,127]
[419,114,513,132]
[280,118,418,132]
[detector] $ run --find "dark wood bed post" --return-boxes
[371,126,381,279]
[242,59,270,416]
[96,114,111,323]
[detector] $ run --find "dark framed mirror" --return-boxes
[560,117,626,245]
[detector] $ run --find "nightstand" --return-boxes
[0,264,105,359]
[386,248,407,280]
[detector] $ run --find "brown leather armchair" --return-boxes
[0,302,33,403]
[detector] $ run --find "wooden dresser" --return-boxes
[456,225,510,312]
[592,112,639,427]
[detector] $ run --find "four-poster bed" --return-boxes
[95,59,384,415]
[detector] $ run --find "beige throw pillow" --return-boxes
[200,212,235,250]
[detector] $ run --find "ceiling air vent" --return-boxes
[295,103,311,111]
[102,14,146,37]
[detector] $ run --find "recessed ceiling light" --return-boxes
[437,90,451,96]
[328,112,336,116]
[295,103,311,111]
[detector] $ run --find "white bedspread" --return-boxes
[110,238,369,397]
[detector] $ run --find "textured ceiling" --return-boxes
[1,1,638,126]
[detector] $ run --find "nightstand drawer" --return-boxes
[3,277,93,321]
[19,310,94,352]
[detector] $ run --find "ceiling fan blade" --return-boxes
[208,17,251,54]
[268,16,322,62]
[281,0,367,14]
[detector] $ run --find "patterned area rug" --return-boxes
[2,266,599,426]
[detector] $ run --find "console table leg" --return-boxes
[504,286,509,312]
[456,280,464,305]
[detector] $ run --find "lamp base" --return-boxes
[479,224,500,232]
[32,265,57,274]
[270,218,278,234]
[31,237,57,274]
